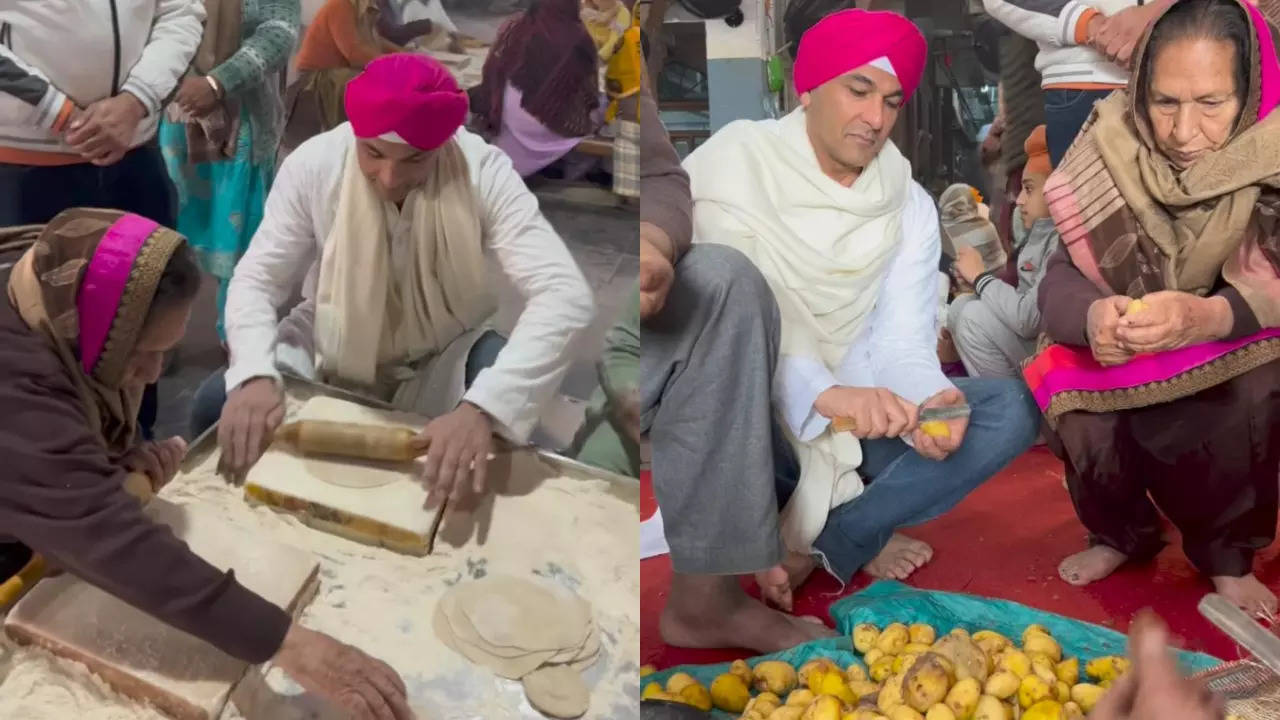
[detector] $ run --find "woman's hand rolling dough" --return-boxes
[218,377,286,478]
[274,625,413,720]
[415,401,493,507]
[122,436,187,492]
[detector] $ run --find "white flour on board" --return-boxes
[0,407,639,719]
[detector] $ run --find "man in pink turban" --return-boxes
[641,9,1039,653]
[201,54,594,504]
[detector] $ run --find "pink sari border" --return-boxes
[1025,327,1280,411]
[77,214,159,374]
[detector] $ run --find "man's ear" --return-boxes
[799,91,813,109]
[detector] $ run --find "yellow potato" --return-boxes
[768,707,806,720]
[973,695,1010,720]
[1018,676,1053,709]
[1125,298,1148,315]
[732,659,754,686]
[920,421,950,438]
[945,677,981,718]
[1022,700,1066,720]
[984,670,1019,700]
[894,652,921,676]
[642,681,664,700]
[800,659,841,688]
[871,656,897,683]
[681,683,713,711]
[666,672,698,695]
[865,649,887,667]
[879,673,907,713]
[932,634,990,683]
[949,628,972,641]
[1069,683,1105,713]
[904,643,934,655]
[786,688,817,707]
[1055,658,1079,686]
[855,624,883,654]
[847,663,870,683]
[903,654,952,711]
[925,705,956,720]
[813,669,857,705]
[802,695,845,720]
[910,624,938,645]
[878,624,911,655]
[973,633,1012,660]
[1023,635,1063,663]
[1030,655,1058,686]
[710,673,751,712]
[1084,656,1130,683]
[999,650,1032,679]
[755,661,800,695]
[1021,625,1052,643]
[1054,681,1070,703]
[849,679,883,699]
[888,707,925,720]
[1062,701,1085,720]
[640,665,656,678]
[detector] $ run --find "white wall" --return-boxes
[665,0,777,61]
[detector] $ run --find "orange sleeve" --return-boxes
[328,0,384,68]
[1074,8,1100,45]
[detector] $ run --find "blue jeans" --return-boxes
[1043,88,1115,167]
[189,330,509,438]
[775,377,1040,581]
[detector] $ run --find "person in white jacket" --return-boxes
[0,0,205,226]
[0,0,204,439]
[982,0,1175,165]
[195,55,594,504]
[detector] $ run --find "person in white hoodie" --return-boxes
[0,0,205,440]
[0,1,205,226]
[982,0,1176,165]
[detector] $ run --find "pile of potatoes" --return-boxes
[641,621,1134,719]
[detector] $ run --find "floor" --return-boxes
[639,448,1280,669]
[154,199,637,445]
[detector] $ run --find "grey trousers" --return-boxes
[947,295,1036,379]
[641,245,786,575]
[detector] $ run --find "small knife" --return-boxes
[831,404,971,433]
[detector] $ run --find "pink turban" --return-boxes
[793,9,927,101]
[345,53,469,151]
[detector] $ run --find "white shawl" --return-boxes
[314,138,495,393]
[684,108,912,553]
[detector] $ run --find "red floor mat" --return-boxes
[640,449,1280,668]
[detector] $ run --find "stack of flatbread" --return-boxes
[433,575,600,718]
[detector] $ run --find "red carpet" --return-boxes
[640,449,1280,669]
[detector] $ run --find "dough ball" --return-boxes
[522,665,589,718]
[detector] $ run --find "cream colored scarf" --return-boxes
[684,108,912,554]
[314,134,495,391]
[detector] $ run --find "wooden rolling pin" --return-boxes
[277,420,421,462]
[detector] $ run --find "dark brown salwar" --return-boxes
[1048,359,1280,577]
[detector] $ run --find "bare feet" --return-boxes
[659,574,837,654]
[1212,574,1279,617]
[753,552,818,612]
[864,534,934,580]
[1059,545,1128,586]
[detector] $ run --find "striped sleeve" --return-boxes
[0,45,75,131]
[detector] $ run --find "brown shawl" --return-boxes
[5,210,186,454]
[173,0,244,164]
[1046,0,1280,328]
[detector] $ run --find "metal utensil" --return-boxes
[1200,594,1280,675]
[919,404,972,423]
[1193,595,1280,718]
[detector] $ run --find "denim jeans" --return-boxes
[1043,88,1115,167]
[774,377,1040,581]
[189,330,509,438]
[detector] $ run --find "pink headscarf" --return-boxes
[792,9,927,101]
[345,54,469,151]
[1242,0,1280,119]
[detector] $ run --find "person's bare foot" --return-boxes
[659,574,837,653]
[1059,545,1128,586]
[1212,574,1279,617]
[754,552,818,612]
[863,534,933,580]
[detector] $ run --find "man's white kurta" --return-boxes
[223,124,595,442]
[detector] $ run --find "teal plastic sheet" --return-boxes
[645,581,1223,717]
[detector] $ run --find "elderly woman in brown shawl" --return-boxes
[1027,0,1280,614]
[0,209,412,720]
